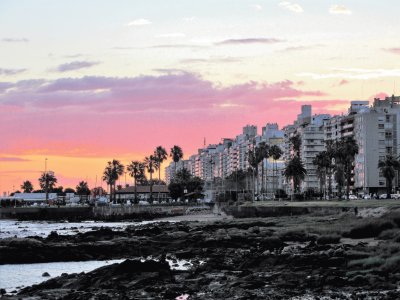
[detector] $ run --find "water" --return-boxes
[0,258,198,293]
[0,219,157,239]
[0,259,124,293]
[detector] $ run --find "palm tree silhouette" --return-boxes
[154,146,168,182]
[127,161,145,203]
[20,180,34,193]
[378,155,400,199]
[170,145,183,178]
[144,155,156,203]
[102,159,124,203]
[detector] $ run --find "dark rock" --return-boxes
[42,272,50,277]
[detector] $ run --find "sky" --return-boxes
[1,0,400,194]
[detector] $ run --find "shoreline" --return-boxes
[1,207,400,299]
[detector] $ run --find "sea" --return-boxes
[0,214,221,294]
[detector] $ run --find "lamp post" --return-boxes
[45,158,48,202]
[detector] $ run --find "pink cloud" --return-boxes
[370,92,389,100]
[0,72,343,158]
[383,48,400,55]
[338,79,349,86]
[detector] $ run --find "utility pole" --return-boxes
[45,158,48,202]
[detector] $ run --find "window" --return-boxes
[378,124,384,129]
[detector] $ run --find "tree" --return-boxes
[289,134,302,158]
[127,160,146,203]
[325,141,335,198]
[378,155,400,199]
[91,186,107,197]
[64,187,76,194]
[102,159,124,203]
[174,168,191,182]
[20,180,33,193]
[313,152,329,199]
[168,168,204,202]
[334,164,345,198]
[269,145,283,197]
[334,137,359,198]
[154,146,168,182]
[247,148,258,200]
[284,156,307,194]
[170,145,183,176]
[38,172,57,192]
[256,142,269,194]
[76,181,90,195]
[144,155,156,203]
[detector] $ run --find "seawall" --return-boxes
[0,205,200,221]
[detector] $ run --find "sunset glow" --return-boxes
[1,0,399,194]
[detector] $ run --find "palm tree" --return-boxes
[248,146,263,200]
[38,172,57,192]
[325,141,335,198]
[170,145,183,178]
[269,145,283,197]
[256,142,269,195]
[284,156,307,195]
[20,180,33,193]
[335,137,359,199]
[76,181,90,195]
[102,159,124,203]
[334,164,345,199]
[378,155,400,199]
[289,134,302,158]
[313,152,328,199]
[127,161,145,203]
[144,155,156,203]
[154,146,168,182]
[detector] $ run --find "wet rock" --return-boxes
[42,272,50,277]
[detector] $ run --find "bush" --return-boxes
[279,229,315,242]
[346,220,395,239]
[316,235,341,245]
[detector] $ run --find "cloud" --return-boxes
[329,5,352,15]
[216,38,283,45]
[298,68,400,80]
[2,38,29,43]
[251,4,263,11]
[338,79,349,86]
[0,68,26,76]
[280,44,323,52]
[180,57,242,64]
[370,92,389,100]
[126,19,152,26]
[383,48,400,55]
[150,44,206,49]
[0,72,332,157]
[156,33,186,38]
[55,61,100,72]
[279,2,303,13]
[0,157,31,162]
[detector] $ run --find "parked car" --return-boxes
[348,195,358,200]
[379,194,387,199]
[391,194,400,199]
[362,194,372,199]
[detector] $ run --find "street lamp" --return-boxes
[45,158,48,202]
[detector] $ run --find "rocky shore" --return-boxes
[2,208,400,299]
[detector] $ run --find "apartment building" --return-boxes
[354,96,400,194]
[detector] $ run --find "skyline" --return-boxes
[1,0,400,194]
